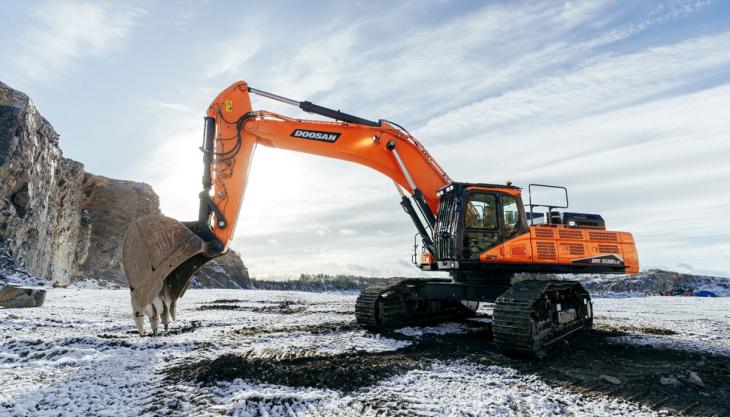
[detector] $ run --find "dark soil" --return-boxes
[165,320,730,416]
[638,326,679,336]
[161,320,202,335]
[520,329,730,416]
[97,333,124,339]
[228,321,362,337]
[247,305,307,315]
[166,327,494,391]
[196,300,307,314]
[601,324,679,336]
[197,304,241,311]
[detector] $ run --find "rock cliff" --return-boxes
[73,174,160,284]
[0,81,251,289]
[0,81,84,283]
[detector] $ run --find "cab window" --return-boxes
[464,193,497,229]
[502,195,520,238]
[463,192,499,259]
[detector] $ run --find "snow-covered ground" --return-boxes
[0,289,727,416]
[595,297,730,356]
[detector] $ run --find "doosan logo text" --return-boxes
[290,129,341,143]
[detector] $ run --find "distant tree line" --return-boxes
[250,273,389,292]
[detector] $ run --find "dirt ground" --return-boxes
[167,302,730,417]
[4,290,729,416]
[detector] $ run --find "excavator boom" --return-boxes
[203,81,451,247]
[122,81,452,329]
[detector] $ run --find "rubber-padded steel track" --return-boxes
[493,280,592,358]
[355,278,475,330]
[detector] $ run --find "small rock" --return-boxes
[11,190,30,209]
[688,371,704,388]
[660,376,679,386]
[600,375,621,385]
[0,285,46,308]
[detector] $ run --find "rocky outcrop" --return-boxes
[0,81,85,283]
[72,174,160,283]
[194,251,253,289]
[0,81,251,289]
[580,269,730,297]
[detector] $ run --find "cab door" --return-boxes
[462,192,501,259]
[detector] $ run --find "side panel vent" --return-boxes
[536,241,557,260]
[558,230,583,240]
[588,231,619,242]
[510,244,528,258]
[534,228,555,239]
[598,244,620,254]
[560,243,585,256]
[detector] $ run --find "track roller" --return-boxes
[355,278,477,330]
[493,280,593,358]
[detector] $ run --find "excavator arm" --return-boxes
[202,81,451,251]
[122,81,453,333]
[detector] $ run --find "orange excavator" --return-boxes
[123,81,639,357]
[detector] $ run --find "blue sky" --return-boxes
[1,0,729,277]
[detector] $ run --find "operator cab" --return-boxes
[432,182,528,264]
[427,182,612,273]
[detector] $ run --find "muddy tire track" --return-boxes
[196,299,351,315]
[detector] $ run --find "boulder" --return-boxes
[688,371,704,388]
[72,173,160,284]
[0,285,46,308]
[194,251,252,289]
[600,375,621,385]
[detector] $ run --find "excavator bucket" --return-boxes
[123,215,211,317]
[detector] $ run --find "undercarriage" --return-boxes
[355,276,593,358]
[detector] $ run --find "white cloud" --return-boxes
[314,0,695,123]
[269,29,355,98]
[14,1,143,80]
[204,31,261,78]
[141,99,194,114]
[418,32,730,141]
[338,228,358,236]
[138,126,203,220]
